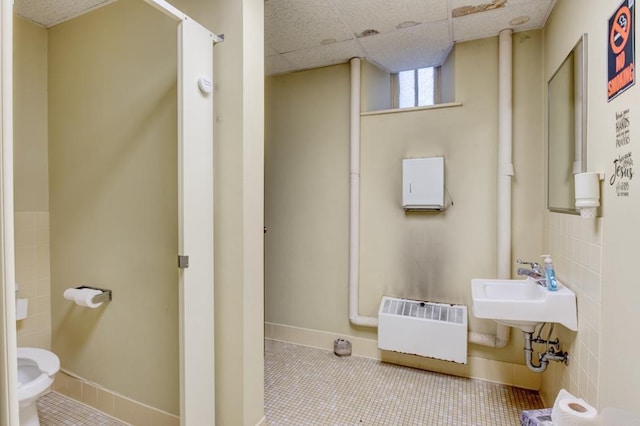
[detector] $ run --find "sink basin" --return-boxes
[471,277,577,332]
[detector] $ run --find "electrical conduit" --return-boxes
[468,29,513,348]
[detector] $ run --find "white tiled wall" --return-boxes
[15,211,51,349]
[541,212,603,408]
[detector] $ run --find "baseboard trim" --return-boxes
[265,321,540,391]
[53,370,179,425]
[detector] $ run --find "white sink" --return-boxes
[471,277,578,332]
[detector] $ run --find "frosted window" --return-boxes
[417,67,434,106]
[399,70,415,108]
[398,67,435,108]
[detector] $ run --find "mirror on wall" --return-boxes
[547,34,588,213]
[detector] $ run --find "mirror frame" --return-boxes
[547,33,588,214]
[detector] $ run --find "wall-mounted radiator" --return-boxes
[378,296,468,364]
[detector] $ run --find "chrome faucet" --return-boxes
[516,259,547,286]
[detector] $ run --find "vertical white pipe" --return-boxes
[349,58,377,328]
[469,29,513,348]
[495,29,513,346]
[573,38,585,174]
[497,29,514,280]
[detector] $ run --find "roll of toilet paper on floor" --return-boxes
[552,389,598,425]
[63,288,103,308]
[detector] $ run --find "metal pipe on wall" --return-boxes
[348,57,378,328]
[469,29,513,348]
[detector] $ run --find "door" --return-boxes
[177,16,216,425]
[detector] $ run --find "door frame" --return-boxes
[0,0,18,423]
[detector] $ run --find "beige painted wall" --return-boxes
[265,63,352,335]
[13,17,51,350]
[48,0,179,414]
[440,49,455,103]
[361,61,391,112]
[541,0,640,414]
[14,16,47,212]
[265,32,545,366]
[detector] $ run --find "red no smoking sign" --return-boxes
[608,0,636,101]
[611,6,631,54]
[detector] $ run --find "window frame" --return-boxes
[393,66,441,109]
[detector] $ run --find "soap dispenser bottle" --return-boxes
[541,255,558,291]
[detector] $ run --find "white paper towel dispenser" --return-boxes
[402,157,444,210]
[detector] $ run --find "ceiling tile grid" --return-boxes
[330,0,449,36]
[265,0,354,54]
[358,19,452,72]
[452,0,554,42]
[15,0,115,27]
[450,0,541,8]
[15,0,556,76]
[282,39,365,72]
[266,45,280,57]
[266,52,298,76]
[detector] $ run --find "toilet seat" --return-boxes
[16,347,60,425]
[17,347,60,376]
[17,373,52,401]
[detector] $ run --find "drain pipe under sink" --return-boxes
[348,57,378,328]
[468,29,513,348]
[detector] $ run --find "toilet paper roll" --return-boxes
[552,389,598,426]
[16,298,28,320]
[63,288,103,308]
[63,288,78,302]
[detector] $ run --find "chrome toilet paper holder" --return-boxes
[74,286,112,304]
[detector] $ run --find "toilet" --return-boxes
[17,347,60,426]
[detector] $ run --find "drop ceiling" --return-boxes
[14,0,556,76]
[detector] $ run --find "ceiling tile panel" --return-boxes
[451,0,545,7]
[453,1,552,42]
[332,0,449,35]
[15,0,556,76]
[266,54,298,76]
[15,0,114,27]
[266,45,280,57]
[265,0,354,53]
[359,20,451,72]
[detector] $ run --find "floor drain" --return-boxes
[334,338,352,356]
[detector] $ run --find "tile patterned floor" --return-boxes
[37,392,127,426]
[265,339,544,425]
[35,340,543,425]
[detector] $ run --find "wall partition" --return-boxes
[47,0,216,423]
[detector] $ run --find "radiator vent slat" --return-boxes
[380,298,465,324]
[378,296,468,364]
